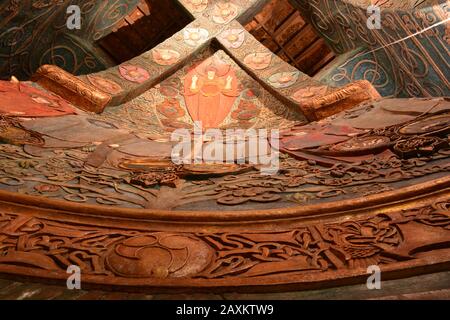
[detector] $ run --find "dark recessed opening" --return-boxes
[244,0,336,76]
[97,0,193,65]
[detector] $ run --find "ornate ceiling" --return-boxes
[2,0,447,99]
[97,0,192,64]
[245,0,336,76]
[291,0,449,97]
[0,0,448,295]
[0,0,335,80]
[0,0,141,80]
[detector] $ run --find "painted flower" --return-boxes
[231,100,259,121]
[87,75,123,94]
[244,52,272,70]
[292,85,328,104]
[183,28,209,47]
[241,80,262,99]
[267,72,300,89]
[159,85,179,97]
[212,2,239,24]
[159,78,182,97]
[156,98,185,118]
[119,65,150,84]
[182,0,208,13]
[152,49,181,66]
[218,28,245,49]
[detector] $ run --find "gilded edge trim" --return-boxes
[301,80,382,121]
[31,65,111,114]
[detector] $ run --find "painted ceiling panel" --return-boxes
[0,0,140,80]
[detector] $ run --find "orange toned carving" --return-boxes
[31,65,112,114]
[184,56,240,128]
[295,80,382,121]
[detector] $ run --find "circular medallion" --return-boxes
[244,53,272,70]
[119,65,150,84]
[106,234,213,278]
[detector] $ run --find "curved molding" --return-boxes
[0,190,448,292]
[0,176,448,222]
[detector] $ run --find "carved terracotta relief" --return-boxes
[0,195,448,290]
[0,0,448,293]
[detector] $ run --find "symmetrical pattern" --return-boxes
[0,93,449,290]
[0,0,448,292]
[245,0,336,76]
[31,0,380,121]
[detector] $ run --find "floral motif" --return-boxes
[182,0,208,13]
[119,65,150,84]
[183,28,209,47]
[212,2,239,24]
[159,86,178,97]
[217,28,245,49]
[231,100,259,121]
[292,85,328,104]
[268,72,300,89]
[152,49,181,66]
[156,98,186,119]
[87,75,123,94]
[244,53,272,70]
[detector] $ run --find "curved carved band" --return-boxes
[0,193,448,292]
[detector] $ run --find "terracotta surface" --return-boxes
[0,95,449,291]
[0,0,448,295]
